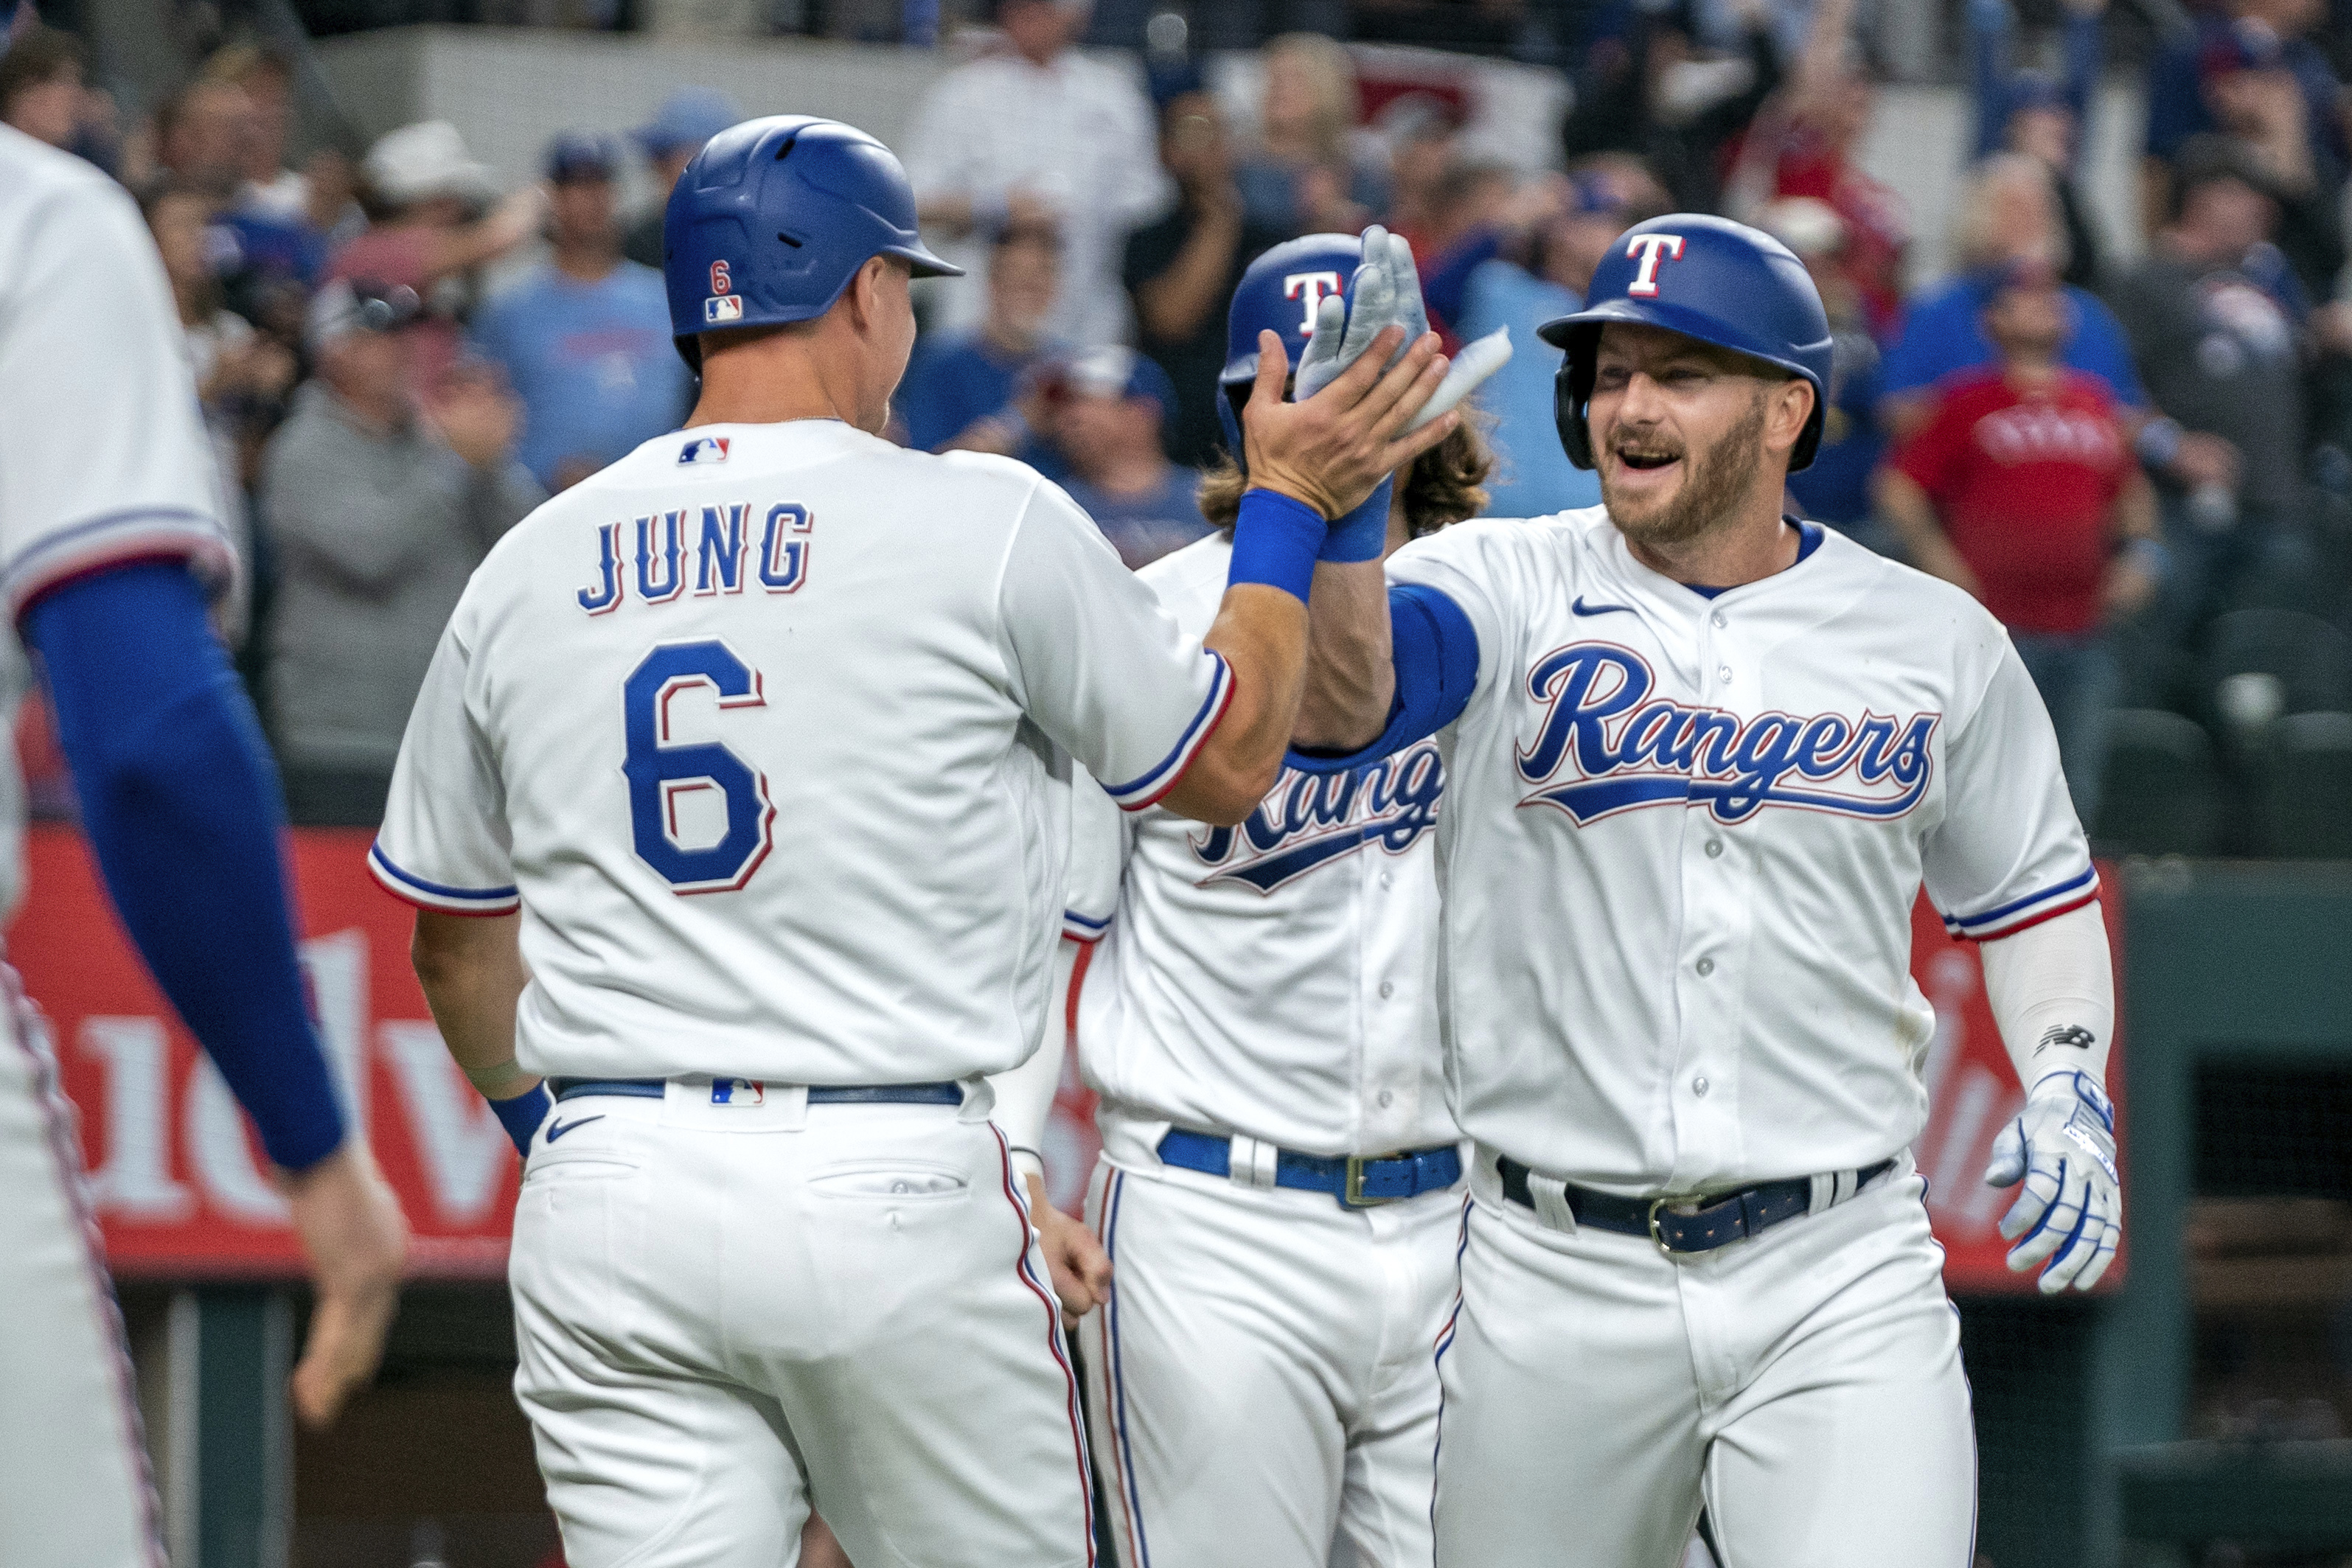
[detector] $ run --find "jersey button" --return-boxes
[1717,663,1733,683]
[1379,980,1396,999]
[1695,957,1715,977]
[1704,839,1724,859]
[1378,1090,1395,1108]
[1693,1076,1711,1096]
[1711,612,1728,629]
[1379,871,1394,890]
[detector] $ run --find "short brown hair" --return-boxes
[0,26,84,119]
[1199,415,1495,542]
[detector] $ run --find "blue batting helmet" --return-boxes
[662,115,961,369]
[1216,232,1362,462]
[1539,213,1833,471]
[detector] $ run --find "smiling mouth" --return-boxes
[1615,449,1681,471]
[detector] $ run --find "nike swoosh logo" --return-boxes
[544,1115,605,1143]
[1571,596,1633,617]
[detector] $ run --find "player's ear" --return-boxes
[1764,377,1814,458]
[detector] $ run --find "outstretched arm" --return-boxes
[29,560,408,1426]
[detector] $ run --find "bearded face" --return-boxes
[1584,323,1807,557]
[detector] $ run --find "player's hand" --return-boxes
[1296,225,1431,403]
[282,1141,409,1429]
[1243,324,1455,520]
[1025,1174,1111,1325]
[1983,1070,2120,1294]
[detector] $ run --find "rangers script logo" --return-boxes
[1515,644,1938,826]
[1190,742,1442,893]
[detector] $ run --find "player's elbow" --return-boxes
[1160,751,1279,826]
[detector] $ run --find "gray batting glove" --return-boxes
[1295,224,1429,402]
[1983,1070,2121,1293]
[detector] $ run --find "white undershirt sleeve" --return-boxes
[990,938,1081,1185]
[1978,901,2115,1095]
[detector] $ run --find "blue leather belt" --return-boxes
[1158,1127,1464,1209]
[548,1077,963,1107]
[1497,1154,1896,1255]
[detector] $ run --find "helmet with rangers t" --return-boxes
[661,114,961,370]
[1215,231,1364,464]
[1541,212,1834,472]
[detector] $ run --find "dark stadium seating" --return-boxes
[2206,608,2352,719]
[2095,709,2222,856]
[2261,712,2352,859]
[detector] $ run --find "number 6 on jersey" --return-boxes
[624,641,774,893]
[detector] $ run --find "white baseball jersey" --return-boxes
[1385,509,2094,1193]
[1068,533,1457,1165]
[0,128,235,919]
[373,419,1231,1086]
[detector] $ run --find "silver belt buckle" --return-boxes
[1646,1192,1708,1257]
[1344,1154,1401,1208]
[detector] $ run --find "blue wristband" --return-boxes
[1228,487,1326,603]
[1320,475,1394,562]
[491,1082,553,1158]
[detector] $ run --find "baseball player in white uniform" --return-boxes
[0,125,407,1567]
[1000,233,1502,1568]
[374,116,1462,1568]
[1287,214,2125,1565]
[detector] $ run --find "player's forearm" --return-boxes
[1169,585,1309,823]
[1980,901,2115,1093]
[987,938,1077,1171]
[1296,557,1397,751]
[411,911,535,1099]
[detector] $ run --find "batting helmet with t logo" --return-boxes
[661,114,961,370]
[1215,232,1363,465]
[1540,213,1834,472]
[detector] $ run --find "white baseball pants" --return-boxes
[509,1085,1096,1568]
[0,981,162,1567]
[1082,1157,1464,1568]
[1434,1153,1976,1568]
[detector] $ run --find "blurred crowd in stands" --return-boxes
[7,0,2352,854]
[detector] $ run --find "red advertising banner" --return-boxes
[15,826,517,1280]
[11,826,2119,1294]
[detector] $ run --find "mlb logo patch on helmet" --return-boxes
[705,294,744,324]
[679,436,731,464]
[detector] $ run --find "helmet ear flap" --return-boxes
[1554,328,1598,470]
[1217,375,1248,473]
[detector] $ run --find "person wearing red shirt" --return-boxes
[1876,264,2165,832]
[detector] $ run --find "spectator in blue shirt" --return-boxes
[471,133,690,492]
[897,218,1065,456]
[1047,346,1211,569]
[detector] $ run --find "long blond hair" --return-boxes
[1200,417,1495,542]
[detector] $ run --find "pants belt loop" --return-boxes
[1834,1167,1859,1208]
[1528,1172,1579,1235]
[1228,1135,1278,1191]
[1806,1171,1837,1216]
[956,1076,993,1124]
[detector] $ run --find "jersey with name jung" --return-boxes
[1386,510,2093,1194]
[374,420,1230,1086]
[0,127,237,916]
[1068,533,1457,1167]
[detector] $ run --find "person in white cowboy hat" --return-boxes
[330,119,546,388]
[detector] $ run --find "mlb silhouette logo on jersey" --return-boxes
[1514,644,1938,825]
[1285,271,1344,333]
[679,436,731,465]
[1189,742,1443,893]
[1624,234,1686,296]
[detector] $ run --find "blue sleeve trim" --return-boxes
[1943,866,2100,935]
[1100,652,1234,807]
[28,560,347,1171]
[1288,582,1479,774]
[368,841,519,902]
